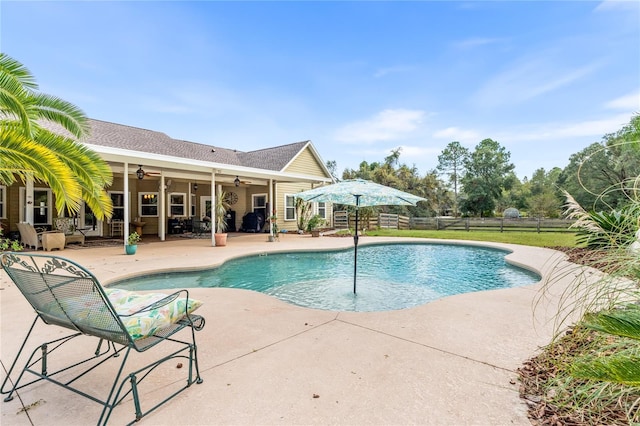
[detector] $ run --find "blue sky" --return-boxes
[2,1,639,180]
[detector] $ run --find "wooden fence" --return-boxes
[333,211,575,233]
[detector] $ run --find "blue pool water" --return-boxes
[112,243,540,312]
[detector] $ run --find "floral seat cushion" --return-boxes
[105,288,203,340]
[43,288,202,341]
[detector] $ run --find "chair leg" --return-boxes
[1,317,39,401]
[1,327,105,402]
[100,339,202,425]
[3,319,203,425]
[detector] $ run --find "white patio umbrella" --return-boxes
[296,179,427,294]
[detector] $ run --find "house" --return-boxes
[1,119,334,244]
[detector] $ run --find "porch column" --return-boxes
[25,176,34,224]
[159,175,166,241]
[123,163,130,251]
[210,172,216,246]
[269,179,274,237]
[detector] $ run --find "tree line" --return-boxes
[331,114,640,218]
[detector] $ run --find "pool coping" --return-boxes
[1,234,581,425]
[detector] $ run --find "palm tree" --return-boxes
[0,53,113,220]
[561,189,640,387]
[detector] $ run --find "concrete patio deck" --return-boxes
[0,233,578,425]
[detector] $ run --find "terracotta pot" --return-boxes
[214,233,227,247]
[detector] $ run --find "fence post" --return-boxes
[537,217,540,233]
[500,218,503,233]
[466,218,469,231]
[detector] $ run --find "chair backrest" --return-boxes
[16,222,38,247]
[1,252,132,346]
[54,217,74,235]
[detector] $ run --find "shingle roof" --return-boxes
[62,119,312,172]
[239,141,310,170]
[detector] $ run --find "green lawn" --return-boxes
[365,229,579,248]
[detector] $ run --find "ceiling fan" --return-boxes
[233,176,251,187]
[136,165,162,179]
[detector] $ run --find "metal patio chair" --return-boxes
[0,252,205,425]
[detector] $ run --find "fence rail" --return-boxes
[410,217,575,233]
[333,211,575,233]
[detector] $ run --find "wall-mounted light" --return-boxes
[193,183,198,191]
[234,176,240,187]
[136,165,145,180]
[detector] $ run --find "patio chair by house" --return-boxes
[54,217,86,245]
[0,252,206,425]
[191,219,211,237]
[110,219,124,237]
[16,222,63,250]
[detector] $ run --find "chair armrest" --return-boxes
[131,290,183,314]
[128,290,203,326]
[107,288,204,337]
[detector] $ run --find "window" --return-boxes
[252,194,266,210]
[200,196,211,219]
[109,191,125,221]
[252,194,267,224]
[284,195,296,221]
[32,189,52,226]
[0,186,5,219]
[168,193,186,217]
[317,202,327,219]
[139,192,158,217]
[190,194,196,217]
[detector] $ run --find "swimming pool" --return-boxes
[111,243,540,312]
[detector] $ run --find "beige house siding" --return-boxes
[5,185,21,234]
[275,181,332,232]
[283,147,326,177]
[223,187,245,232]
[274,146,333,233]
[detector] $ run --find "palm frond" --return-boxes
[1,53,112,220]
[583,305,640,341]
[571,352,640,387]
[30,93,90,139]
[0,52,38,89]
[0,71,32,133]
[0,127,82,213]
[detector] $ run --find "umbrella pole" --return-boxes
[353,199,360,294]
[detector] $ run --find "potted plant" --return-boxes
[125,231,140,255]
[307,214,325,237]
[268,213,279,242]
[214,190,231,247]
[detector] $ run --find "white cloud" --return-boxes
[604,91,640,110]
[432,127,480,144]
[490,113,633,144]
[473,59,600,108]
[400,145,441,158]
[594,0,640,12]
[334,109,426,144]
[452,37,504,50]
[373,65,413,78]
[550,114,633,138]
